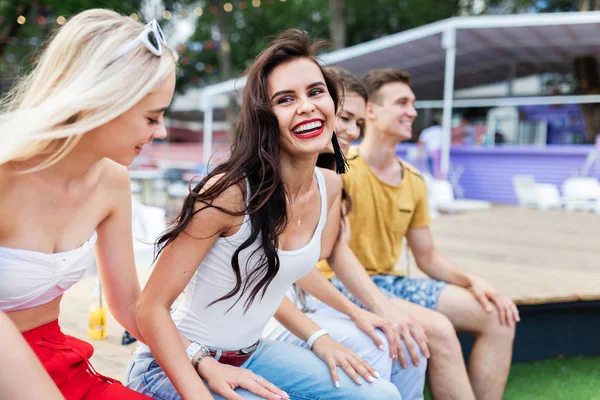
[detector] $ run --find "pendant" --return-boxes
[297,219,302,227]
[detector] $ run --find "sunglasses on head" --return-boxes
[110,19,167,63]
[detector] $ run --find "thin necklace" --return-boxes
[290,174,314,227]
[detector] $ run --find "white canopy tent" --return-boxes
[199,11,600,175]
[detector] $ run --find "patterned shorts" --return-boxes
[330,275,448,310]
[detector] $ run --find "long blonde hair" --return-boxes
[0,9,178,171]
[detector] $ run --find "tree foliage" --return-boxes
[176,0,461,91]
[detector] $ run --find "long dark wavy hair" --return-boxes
[155,29,341,312]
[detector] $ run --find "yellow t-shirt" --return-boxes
[318,148,431,278]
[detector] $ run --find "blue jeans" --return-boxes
[267,296,426,400]
[125,340,401,400]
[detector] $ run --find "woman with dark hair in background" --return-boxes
[126,30,401,400]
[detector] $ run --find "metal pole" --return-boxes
[202,94,214,168]
[441,27,456,178]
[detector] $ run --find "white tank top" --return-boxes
[170,168,327,350]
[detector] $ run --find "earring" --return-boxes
[331,132,348,174]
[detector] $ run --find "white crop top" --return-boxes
[0,231,98,312]
[170,168,328,350]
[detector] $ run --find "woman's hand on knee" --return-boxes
[198,358,289,400]
[311,335,379,388]
[380,304,430,368]
[350,308,398,357]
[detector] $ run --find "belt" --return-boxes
[209,340,260,367]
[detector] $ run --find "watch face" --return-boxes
[186,342,202,361]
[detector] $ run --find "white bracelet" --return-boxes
[307,329,329,350]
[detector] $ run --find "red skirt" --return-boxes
[22,319,150,400]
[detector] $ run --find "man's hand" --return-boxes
[468,276,520,327]
[377,304,430,369]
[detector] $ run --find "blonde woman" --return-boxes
[0,9,176,399]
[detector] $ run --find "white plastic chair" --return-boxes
[535,183,563,210]
[512,175,562,210]
[562,177,600,212]
[429,179,491,213]
[512,175,538,208]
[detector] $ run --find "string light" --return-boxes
[194,7,203,16]
[56,16,66,25]
[17,16,26,25]
[239,1,247,8]
[252,0,261,7]
[224,3,233,12]
[129,13,139,21]
[162,10,172,20]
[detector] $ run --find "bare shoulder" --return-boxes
[198,173,246,212]
[185,173,246,236]
[92,159,132,221]
[97,158,131,192]
[317,167,342,207]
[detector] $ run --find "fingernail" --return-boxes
[374,371,381,379]
[367,375,375,383]
[335,381,340,388]
[276,396,282,399]
[487,307,493,312]
[357,378,363,385]
[378,344,385,351]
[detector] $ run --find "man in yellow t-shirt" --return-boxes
[320,69,519,400]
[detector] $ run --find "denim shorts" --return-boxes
[330,275,448,310]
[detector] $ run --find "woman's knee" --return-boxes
[335,378,402,400]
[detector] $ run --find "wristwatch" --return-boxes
[185,341,210,364]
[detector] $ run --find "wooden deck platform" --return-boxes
[59,206,600,379]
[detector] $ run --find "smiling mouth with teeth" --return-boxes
[292,120,325,139]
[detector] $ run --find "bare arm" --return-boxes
[135,181,239,400]
[327,229,430,365]
[95,165,145,341]
[407,226,520,325]
[296,268,361,318]
[406,226,472,287]
[0,312,63,399]
[274,295,323,342]
[327,233,394,315]
[296,268,401,360]
[274,296,377,386]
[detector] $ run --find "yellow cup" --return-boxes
[88,306,107,340]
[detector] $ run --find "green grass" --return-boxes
[424,357,600,400]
